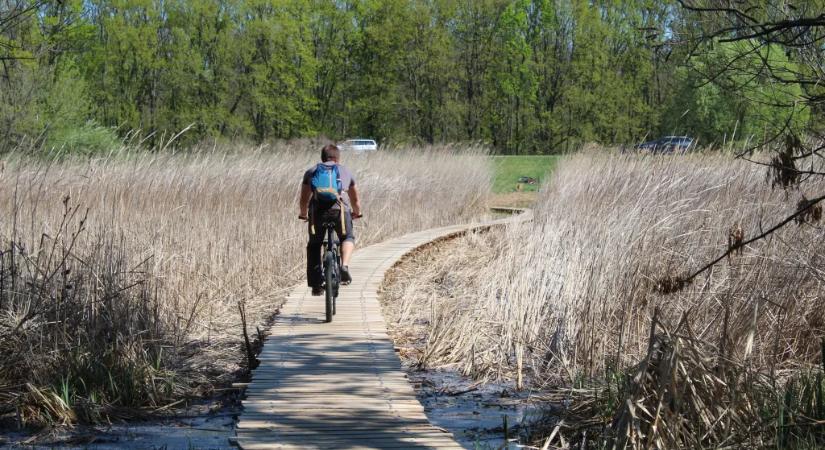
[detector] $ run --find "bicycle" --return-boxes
[300,212,361,323]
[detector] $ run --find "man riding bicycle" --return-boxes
[298,144,362,296]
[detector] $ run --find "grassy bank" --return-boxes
[491,155,560,193]
[0,144,491,427]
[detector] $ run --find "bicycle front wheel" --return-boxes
[324,251,334,323]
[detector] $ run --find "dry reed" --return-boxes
[383,150,825,447]
[0,142,491,426]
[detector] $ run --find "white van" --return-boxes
[339,139,378,152]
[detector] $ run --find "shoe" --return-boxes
[311,286,324,296]
[340,265,352,284]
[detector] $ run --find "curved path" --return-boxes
[234,209,530,449]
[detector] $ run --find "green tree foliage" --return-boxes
[0,0,818,153]
[662,41,810,144]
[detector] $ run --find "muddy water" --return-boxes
[409,369,549,449]
[1,402,238,449]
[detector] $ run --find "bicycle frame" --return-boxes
[321,222,342,275]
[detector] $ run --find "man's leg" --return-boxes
[306,214,324,294]
[338,210,355,283]
[341,241,354,266]
[306,241,323,288]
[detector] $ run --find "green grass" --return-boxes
[491,155,561,193]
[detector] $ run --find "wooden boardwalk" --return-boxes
[234,209,529,449]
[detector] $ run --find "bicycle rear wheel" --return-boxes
[324,251,334,323]
[332,250,339,316]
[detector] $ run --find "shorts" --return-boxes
[308,207,355,245]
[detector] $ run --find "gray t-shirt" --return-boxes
[303,162,356,210]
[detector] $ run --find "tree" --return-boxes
[1,1,99,150]
[662,41,810,144]
[484,0,536,153]
[237,0,317,141]
[395,0,457,144]
[12,0,801,153]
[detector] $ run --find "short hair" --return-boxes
[321,144,340,162]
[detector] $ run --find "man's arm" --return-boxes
[298,182,312,219]
[348,184,362,217]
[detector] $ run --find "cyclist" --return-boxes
[298,144,362,296]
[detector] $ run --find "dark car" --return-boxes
[634,136,695,154]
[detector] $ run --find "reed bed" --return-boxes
[0,143,490,426]
[382,150,825,447]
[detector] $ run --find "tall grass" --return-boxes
[384,150,825,447]
[0,143,490,426]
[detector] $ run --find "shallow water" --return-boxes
[1,402,238,449]
[410,368,547,449]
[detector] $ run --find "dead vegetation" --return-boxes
[381,230,501,372]
[382,150,825,448]
[0,143,490,428]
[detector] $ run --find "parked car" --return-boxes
[339,139,378,152]
[633,136,695,154]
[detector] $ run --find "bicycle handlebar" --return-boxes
[299,213,363,221]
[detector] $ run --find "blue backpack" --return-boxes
[310,163,342,207]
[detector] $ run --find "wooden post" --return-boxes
[238,301,258,370]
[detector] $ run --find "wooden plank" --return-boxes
[236,423,440,431]
[237,414,432,423]
[236,435,457,444]
[237,442,462,449]
[236,441,463,450]
[244,388,417,396]
[238,430,448,438]
[242,402,426,408]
